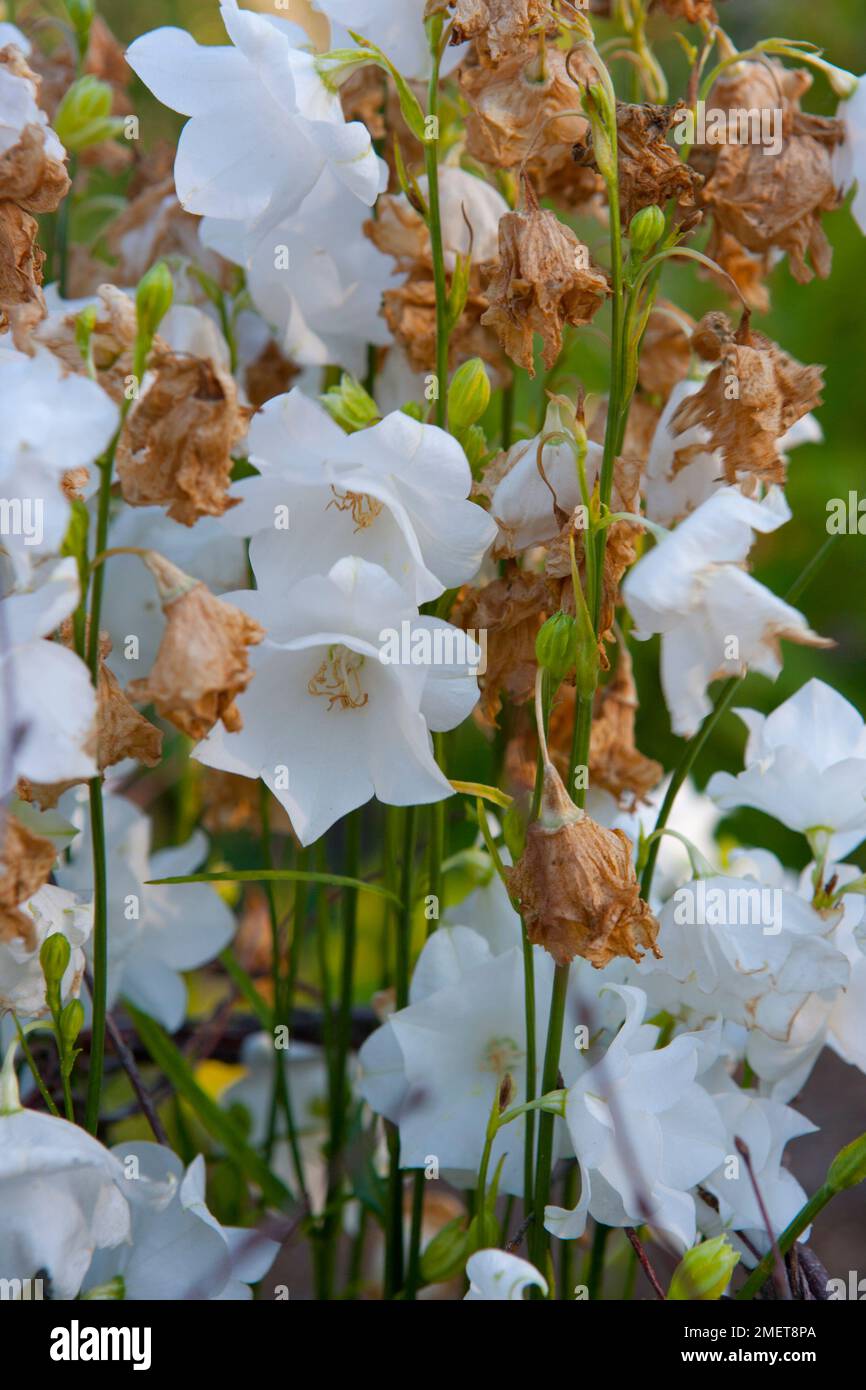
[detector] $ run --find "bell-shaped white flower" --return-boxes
[0,884,92,1020]
[0,559,97,795]
[546,985,728,1252]
[55,792,236,1033]
[223,390,496,604]
[707,679,866,858]
[833,75,866,232]
[464,1249,548,1301]
[0,1105,130,1300]
[490,400,604,553]
[0,350,118,581]
[314,1,467,82]
[202,171,396,377]
[195,557,480,844]
[83,1144,278,1300]
[126,0,385,233]
[622,487,829,737]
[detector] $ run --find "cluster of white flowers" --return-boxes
[1,0,866,1308]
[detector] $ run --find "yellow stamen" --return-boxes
[307,645,369,711]
[326,486,383,533]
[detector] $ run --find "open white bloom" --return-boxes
[707,680,866,859]
[622,487,828,737]
[126,0,385,234]
[833,75,866,232]
[0,1103,130,1300]
[315,1,466,82]
[223,389,495,604]
[546,986,728,1252]
[490,400,605,552]
[0,559,96,795]
[83,1144,278,1300]
[650,872,849,1046]
[464,1249,548,1301]
[0,350,118,581]
[55,792,236,1033]
[644,379,824,529]
[0,884,92,1020]
[97,504,248,680]
[415,167,507,271]
[358,924,578,1196]
[202,171,395,376]
[197,557,480,844]
[697,1065,814,1263]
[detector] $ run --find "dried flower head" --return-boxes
[576,101,703,228]
[116,349,249,527]
[650,0,720,21]
[94,632,163,771]
[482,181,608,374]
[671,311,824,487]
[453,568,556,725]
[448,0,552,66]
[32,283,148,396]
[0,814,56,946]
[692,61,843,297]
[507,760,660,968]
[637,301,695,399]
[127,553,264,740]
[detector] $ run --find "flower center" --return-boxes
[307,644,369,711]
[327,486,383,532]
[479,1035,523,1078]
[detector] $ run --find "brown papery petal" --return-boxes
[0,815,56,911]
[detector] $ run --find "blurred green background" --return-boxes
[18,0,866,870]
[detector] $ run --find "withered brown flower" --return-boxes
[452,568,556,725]
[507,760,660,968]
[0,815,56,922]
[481,181,609,374]
[575,101,703,228]
[127,554,264,740]
[32,283,149,397]
[650,0,720,21]
[116,349,249,526]
[693,61,843,300]
[637,301,695,400]
[95,633,164,772]
[671,311,824,487]
[447,0,551,66]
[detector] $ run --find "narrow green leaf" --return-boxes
[125,1003,292,1210]
[146,868,400,906]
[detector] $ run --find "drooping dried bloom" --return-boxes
[692,61,843,295]
[32,283,145,396]
[482,183,608,374]
[116,349,248,526]
[461,47,602,211]
[588,645,662,805]
[650,0,719,21]
[382,264,504,377]
[94,633,163,771]
[576,101,702,228]
[507,760,660,968]
[453,568,556,725]
[448,0,551,66]
[127,554,264,740]
[0,815,56,945]
[671,312,824,487]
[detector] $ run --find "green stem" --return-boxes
[424,23,449,429]
[587,1222,611,1300]
[736,1184,833,1300]
[13,1021,60,1118]
[83,776,108,1133]
[529,962,569,1268]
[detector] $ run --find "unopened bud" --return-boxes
[54,75,123,153]
[447,358,490,432]
[135,261,174,344]
[629,204,665,256]
[828,1131,866,1193]
[320,374,379,433]
[65,0,95,58]
[536,612,578,684]
[60,998,85,1049]
[668,1235,740,1301]
[40,932,71,987]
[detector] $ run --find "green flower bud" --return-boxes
[40,932,71,987]
[828,1131,866,1193]
[135,261,174,344]
[65,0,95,58]
[629,204,666,256]
[456,423,487,474]
[54,76,123,154]
[420,1216,470,1285]
[447,358,491,433]
[320,374,380,433]
[668,1235,740,1301]
[60,998,85,1049]
[536,612,578,683]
